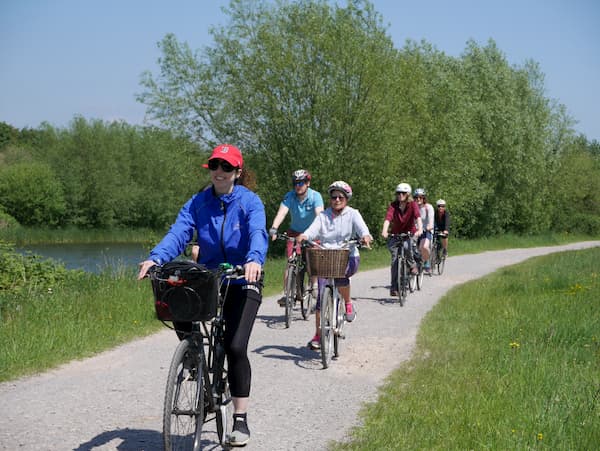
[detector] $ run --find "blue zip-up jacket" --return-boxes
[148,185,268,282]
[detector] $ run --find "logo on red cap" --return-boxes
[203,144,243,169]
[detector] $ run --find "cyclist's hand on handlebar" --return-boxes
[244,261,262,283]
[137,260,157,280]
[381,230,389,239]
[269,227,278,241]
[361,235,373,249]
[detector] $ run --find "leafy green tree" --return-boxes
[138,0,404,232]
[0,161,66,226]
[551,136,600,234]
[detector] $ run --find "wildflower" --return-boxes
[537,432,543,441]
[510,341,520,349]
[567,283,584,295]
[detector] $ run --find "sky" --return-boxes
[1,0,599,142]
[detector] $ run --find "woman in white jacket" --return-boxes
[297,180,373,350]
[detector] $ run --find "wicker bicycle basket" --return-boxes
[306,248,349,278]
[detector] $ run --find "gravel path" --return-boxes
[1,241,598,451]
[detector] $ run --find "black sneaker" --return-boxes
[229,413,250,446]
[277,296,287,307]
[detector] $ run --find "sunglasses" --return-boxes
[208,159,237,172]
[396,192,408,195]
[294,181,306,186]
[330,195,346,200]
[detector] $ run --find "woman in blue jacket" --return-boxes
[138,144,268,447]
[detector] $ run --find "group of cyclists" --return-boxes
[136,144,450,447]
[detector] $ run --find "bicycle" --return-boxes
[429,231,447,275]
[148,261,245,450]
[275,232,315,327]
[306,239,364,369]
[389,233,418,306]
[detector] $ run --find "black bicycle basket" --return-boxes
[151,261,219,322]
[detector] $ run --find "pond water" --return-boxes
[16,243,149,274]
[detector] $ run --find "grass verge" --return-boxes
[333,247,599,450]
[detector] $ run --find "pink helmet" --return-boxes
[327,180,353,200]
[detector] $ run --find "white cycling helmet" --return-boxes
[328,180,353,199]
[414,188,426,197]
[395,182,411,194]
[292,169,311,183]
[436,199,446,207]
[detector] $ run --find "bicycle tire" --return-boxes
[398,257,406,306]
[299,268,312,320]
[214,346,233,446]
[429,246,437,276]
[320,286,335,368]
[416,263,424,290]
[409,267,417,293]
[163,338,205,451]
[333,292,345,358]
[438,253,446,275]
[284,263,296,328]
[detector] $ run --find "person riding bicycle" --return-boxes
[137,144,268,447]
[414,188,434,274]
[381,182,423,297]
[434,199,451,257]
[296,180,373,350]
[269,169,324,306]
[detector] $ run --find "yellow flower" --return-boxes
[510,341,520,349]
[537,432,543,441]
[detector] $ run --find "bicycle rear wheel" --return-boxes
[163,339,205,451]
[284,264,296,328]
[299,269,313,320]
[320,286,335,368]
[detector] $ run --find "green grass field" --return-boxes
[333,247,599,450]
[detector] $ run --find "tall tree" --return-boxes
[138,0,401,230]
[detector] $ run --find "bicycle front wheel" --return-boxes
[416,263,424,290]
[437,253,446,275]
[214,350,233,446]
[333,292,345,358]
[163,338,205,451]
[320,286,335,368]
[284,264,296,328]
[398,258,406,306]
[429,246,437,276]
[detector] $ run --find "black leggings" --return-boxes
[174,277,262,398]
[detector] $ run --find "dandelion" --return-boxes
[537,432,543,441]
[510,341,520,349]
[567,283,584,295]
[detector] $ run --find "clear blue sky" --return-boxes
[1,0,599,141]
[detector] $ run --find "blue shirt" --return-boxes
[282,188,324,232]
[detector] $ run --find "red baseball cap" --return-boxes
[202,144,243,169]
